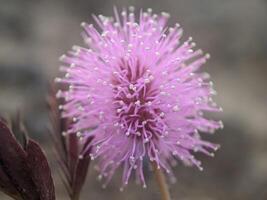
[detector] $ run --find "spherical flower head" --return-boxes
[57,7,223,189]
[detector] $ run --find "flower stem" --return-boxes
[152,162,171,200]
[71,192,80,200]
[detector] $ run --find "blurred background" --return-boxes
[0,0,267,199]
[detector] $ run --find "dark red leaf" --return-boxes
[71,153,91,199]
[67,134,79,181]
[0,120,39,200]
[47,88,69,169]
[48,84,94,200]
[26,139,56,200]
[0,165,22,200]
[70,136,93,199]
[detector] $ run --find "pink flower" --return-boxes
[56,7,223,189]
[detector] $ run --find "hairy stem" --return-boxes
[152,162,171,200]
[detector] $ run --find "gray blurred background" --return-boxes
[0,0,267,199]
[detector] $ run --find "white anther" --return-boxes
[114,22,120,27]
[169,27,174,32]
[162,71,167,76]
[135,100,141,106]
[161,12,170,18]
[78,105,84,111]
[136,132,141,136]
[59,54,66,61]
[173,105,180,112]
[129,6,135,12]
[146,101,152,106]
[129,84,135,90]
[80,22,86,27]
[144,78,150,83]
[188,49,193,53]
[191,42,196,47]
[54,77,62,83]
[219,120,224,129]
[142,121,147,125]
[117,108,122,113]
[56,90,62,98]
